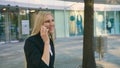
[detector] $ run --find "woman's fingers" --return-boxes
[40,26,49,43]
[41,26,45,32]
[40,26,49,35]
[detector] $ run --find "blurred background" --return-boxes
[0,0,120,68]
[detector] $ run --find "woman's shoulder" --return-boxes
[24,34,43,49]
[26,35,36,41]
[25,34,37,43]
[24,35,39,48]
[25,33,42,43]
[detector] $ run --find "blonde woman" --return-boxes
[24,11,55,68]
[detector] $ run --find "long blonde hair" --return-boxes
[31,11,51,35]
[31,11,54,40]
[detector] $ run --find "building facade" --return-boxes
[0,0,120,43]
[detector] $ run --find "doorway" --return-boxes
[0,5,19,43]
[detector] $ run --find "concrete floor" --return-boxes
[0,35,120,68]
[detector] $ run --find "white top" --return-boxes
[49,45,53,56]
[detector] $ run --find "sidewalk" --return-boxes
[0,35,120,68]
[96,35,120,68]
[54,36,83,68]
[0,42,24,68]
[54,35,120,68]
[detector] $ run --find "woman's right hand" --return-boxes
[40,26,49,44]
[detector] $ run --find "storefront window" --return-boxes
[106,11,114,34]
[94,11,105,36]
[0,13,5,42]
[19,9,30,40]
[9,12,19,40]
[0,5,20,42]
[69,11,84,36]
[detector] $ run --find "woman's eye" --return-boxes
[45,20,50,23]
[45,19,54,23]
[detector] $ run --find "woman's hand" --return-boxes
[40,26,50,66]
[40,26,49,44]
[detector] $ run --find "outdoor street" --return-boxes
[0,35,120,68]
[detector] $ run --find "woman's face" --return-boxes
[43,14,54,34]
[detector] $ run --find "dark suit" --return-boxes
[24,33,55,68]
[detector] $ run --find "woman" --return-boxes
[24,11,55,68]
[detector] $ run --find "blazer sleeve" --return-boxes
[24,38,49,68]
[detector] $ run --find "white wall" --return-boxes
[54,10,65,38]
[63,10,70,37]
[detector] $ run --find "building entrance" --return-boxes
[0,12,5,42]
[0,6,19,43]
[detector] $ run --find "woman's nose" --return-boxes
[50,21,54,25]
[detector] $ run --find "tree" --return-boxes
[82,0,96,68]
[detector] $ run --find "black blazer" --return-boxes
[24,33,55,68]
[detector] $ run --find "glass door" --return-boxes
[0,5,19,42]
[0,12,6,42]
[9,11,19,41]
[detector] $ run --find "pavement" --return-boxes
[0,35,120,68]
